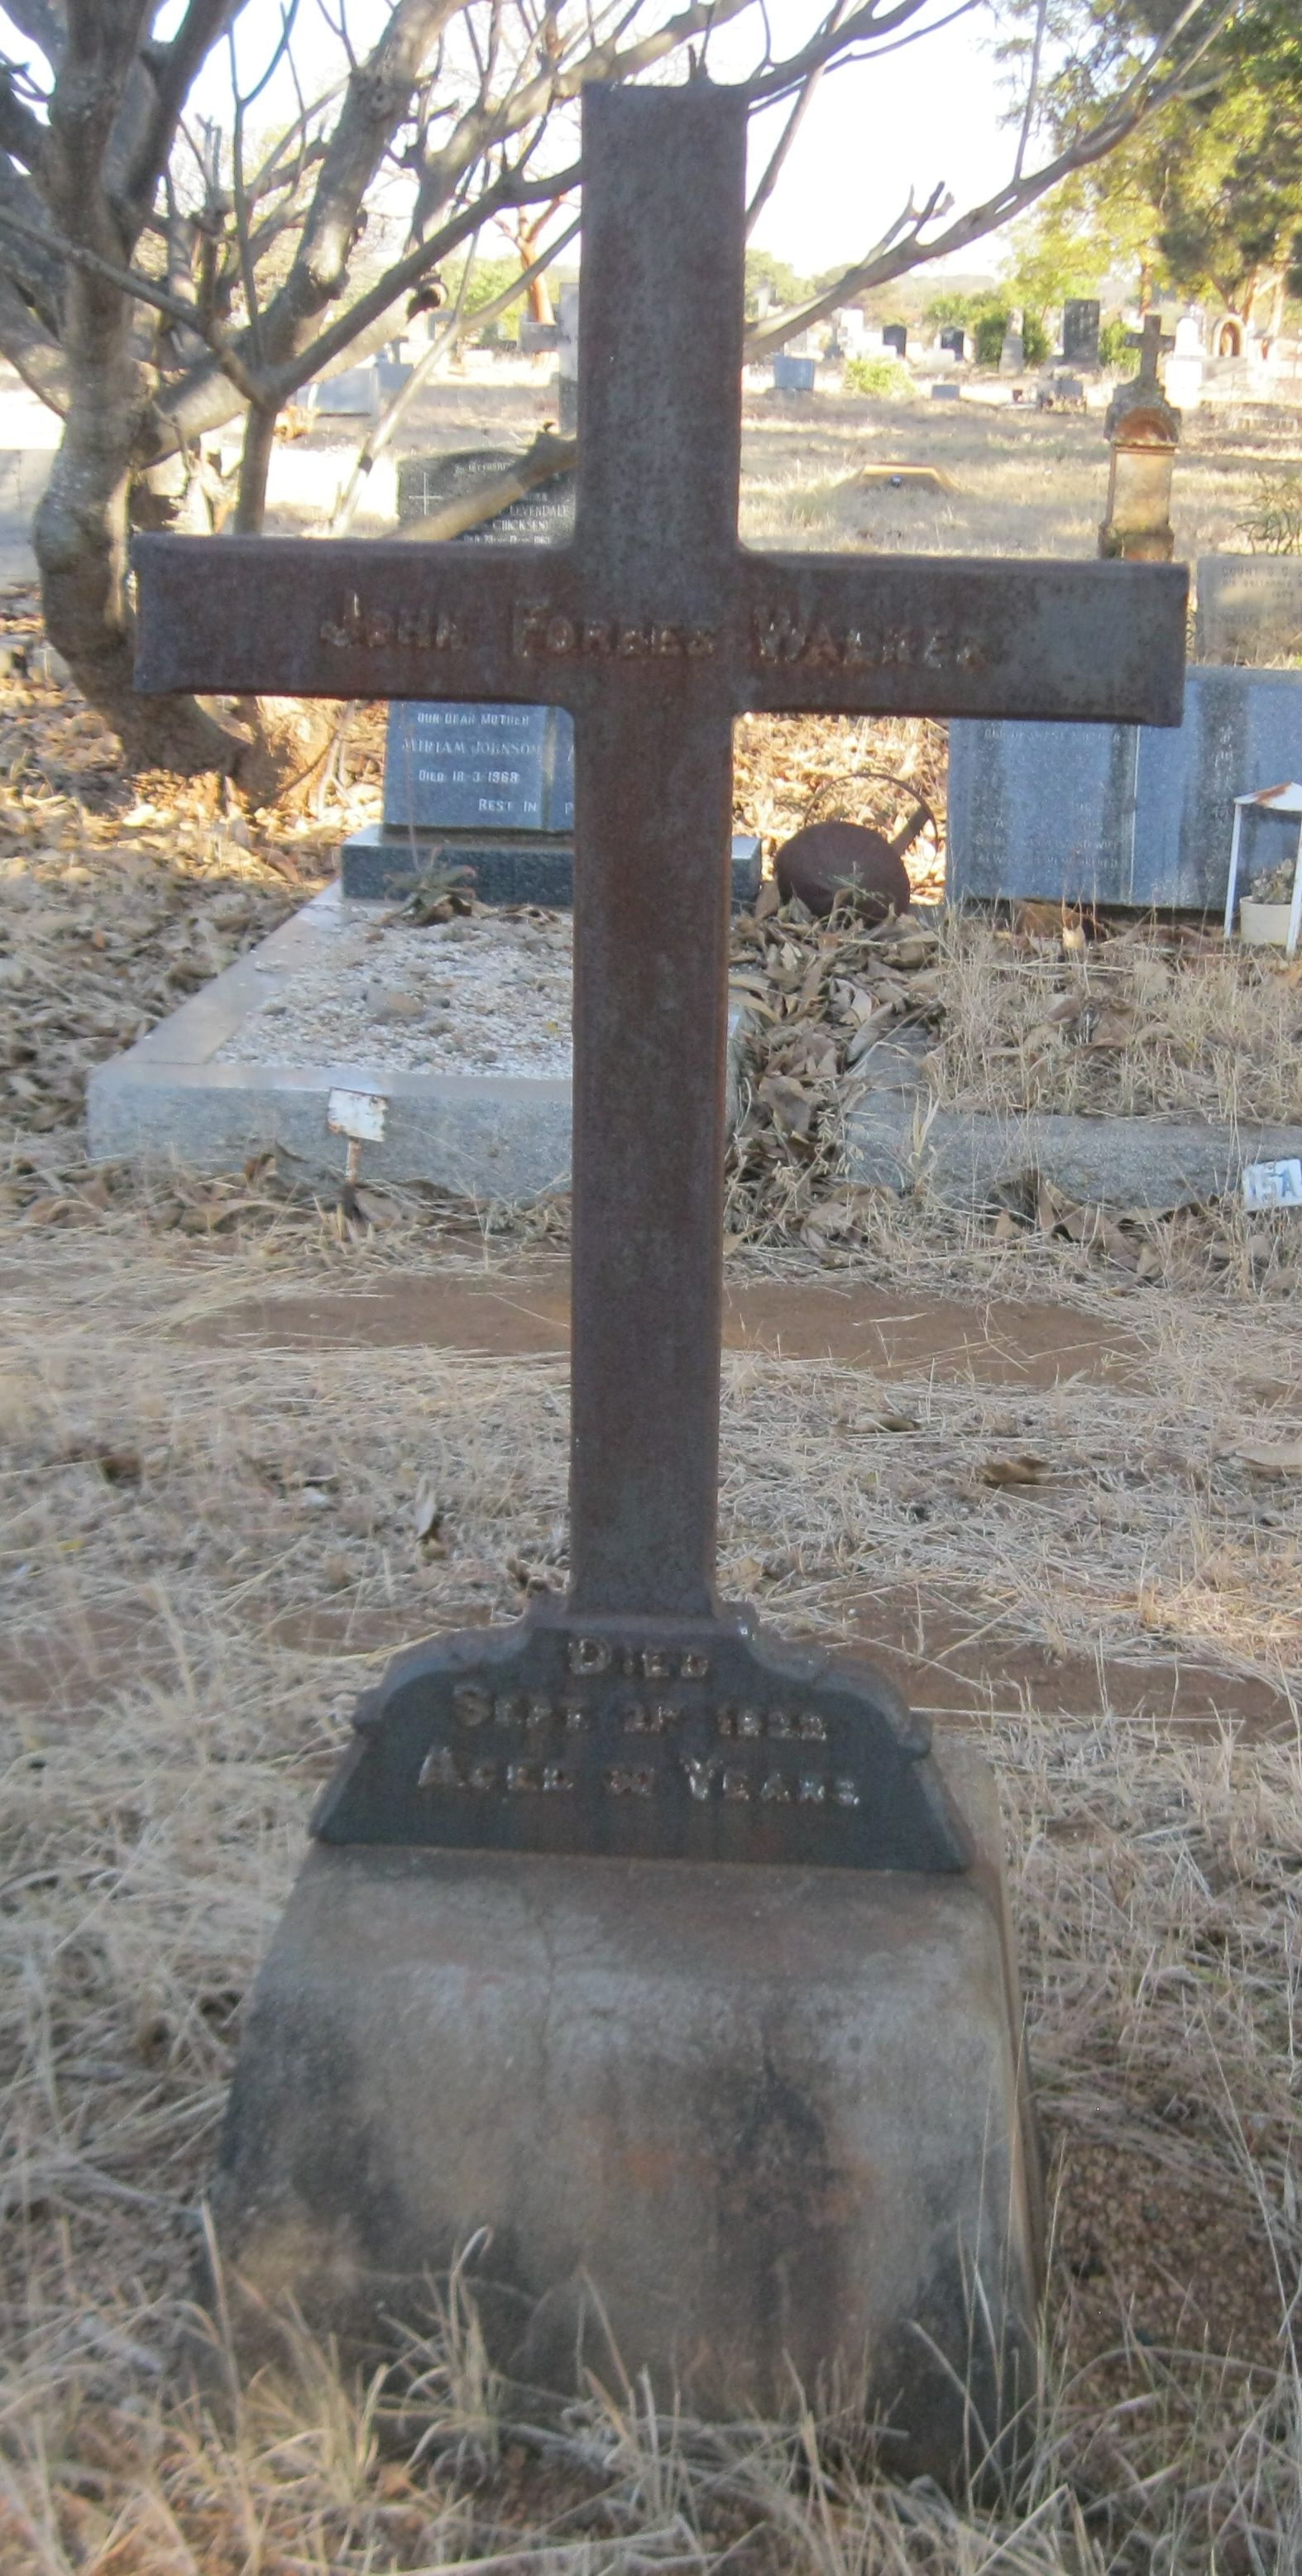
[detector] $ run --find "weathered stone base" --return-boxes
[208,1744,1041,2487]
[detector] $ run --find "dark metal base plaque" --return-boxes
[313,1602,970,1871]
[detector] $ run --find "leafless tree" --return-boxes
[0,0,1237,792]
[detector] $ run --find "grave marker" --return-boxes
[344,448,578,902]
[134,79,1185,2472]
[1062,298,1100,366]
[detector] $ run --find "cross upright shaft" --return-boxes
[567,84,745,1616]
[134,81,1188,1638]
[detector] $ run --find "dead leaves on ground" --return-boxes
[725,894,942,1247]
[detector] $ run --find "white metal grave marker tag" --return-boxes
[1242,1156,1302,1209]
[328,1088,388,1143]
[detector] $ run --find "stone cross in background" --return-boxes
[132,80,1186,2472]
[1101,314,1183,562]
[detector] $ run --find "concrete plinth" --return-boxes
[208,1745,1041,2485]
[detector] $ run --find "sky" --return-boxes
[1,0,1019,284]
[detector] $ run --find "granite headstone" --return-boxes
[1195,556,1302,665]
[1062,299,1100,367]
[948,666,1302,908]
[773,353,816,392]
[882,323,907,357]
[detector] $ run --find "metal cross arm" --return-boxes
[132,81,1187,1875]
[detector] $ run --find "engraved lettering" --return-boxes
[921,631,945,670]
[623,1703,680,1735]
[722,1768,751,1802]
[760,1771,792,1803]
[617,625,647,657]
[513,601,548,657]
[526,1696,553,1732]
[842,627,872,668]
[682,1757,720,1802]
[569,1637,611,1675]
[418,1745,462,1789]
[606,1764,654,1798]
[452,1685,491,1727]
[768,1712,793,1740]
[643,1648,672,1680]
[506,1761,542,1793]
[798,1774,827,1805]
[365,610,394,649]
[833,1777,862,1808]
[797,1712,828,1741]
[753,608,807,663]
[542,1764,572,1793]
[803,622,841,668]
[320,592,361,649]
[436,614,465,651]
[582,620,613,655]
[546,615,576,655]
[468,1761,497,1793]
[652,625,682,655]
[494,1694,526,1728]
[563,1703,588,1731]
[685,628,717,658]
[681,1650,710,1679]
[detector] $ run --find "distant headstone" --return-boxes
[309,365,379,418]
[999,330,1024,375]
[882,323,907,357]
[949,666,1302,908]
[938,327,967,359]
[773,353,816,392]
[556,280,579,433]
[396,446,575,543]
[1195,556,1302,665]
[519,317,559,354]
[1165,315,1204,412]
[1062,299,1100,366]
[931,382,961,401]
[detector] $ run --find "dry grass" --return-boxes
[924,915,1302,1127]
[2,1189,1302,2571]
[737,388,1302,565]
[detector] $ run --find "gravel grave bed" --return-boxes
[216,907,574,1078]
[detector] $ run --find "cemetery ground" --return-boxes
[2,615,1302,2556]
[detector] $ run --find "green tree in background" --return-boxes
[998,0,1302,330]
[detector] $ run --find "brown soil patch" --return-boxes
[196,1257,1140,1388]
[1055,2138,1287,2376]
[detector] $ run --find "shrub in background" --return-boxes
[843,355,912,398]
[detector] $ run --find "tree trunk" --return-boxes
[34,283,334,799]
[34,266,238,777]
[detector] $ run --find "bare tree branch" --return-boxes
[744,0,846,237]
[744,2,1239,362]
[0,196,262,400]
[126,0,244,215]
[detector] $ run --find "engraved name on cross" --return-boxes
[133,81,1185,1873]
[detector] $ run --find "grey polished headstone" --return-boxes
[1194,555,1302,666]
[948,665,1302,909]
[1062,299,1100,367]
[384,701,574,834]
[772,354,815,393]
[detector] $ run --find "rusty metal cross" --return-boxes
[135,82,1185,1872]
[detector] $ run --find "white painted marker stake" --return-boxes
[1242,1157,1302,1209]
[328,1087,388,1185]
